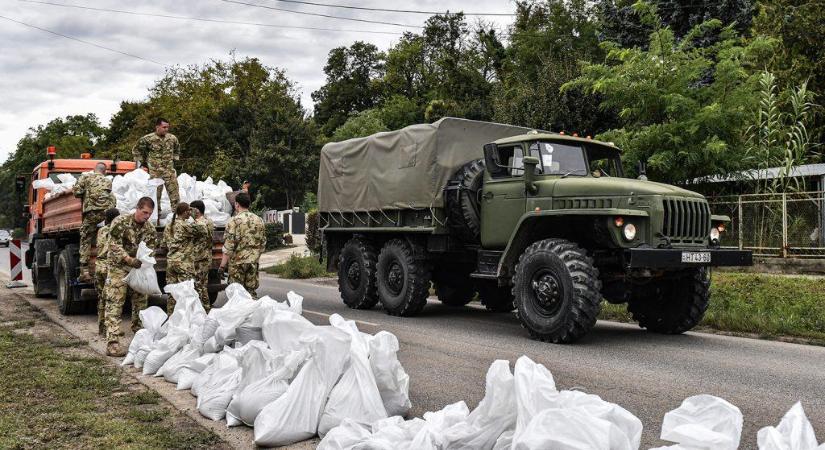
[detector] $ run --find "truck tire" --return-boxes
[447,159,485,243]
[377,239,431,316]
[476,280,516,312]
[627,268,709,334]
[33,239,58,298]
[338,237,379,309]
[512,238,602,343]
[56,246,85,315]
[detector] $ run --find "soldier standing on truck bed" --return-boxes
[219,192,265,298]
[162,202,209,314]
[72,162,116,282]
[190,200,214,311]
[95,208,120,336]
[132,118,180,223]
[104,196,158,357]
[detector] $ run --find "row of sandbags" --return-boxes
[320,355,824,450]
[119,280,412,447]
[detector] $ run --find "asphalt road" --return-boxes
[3,246,823,448]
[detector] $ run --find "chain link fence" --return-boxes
[707,191,825,258]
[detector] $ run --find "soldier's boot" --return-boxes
[106,341,127,357]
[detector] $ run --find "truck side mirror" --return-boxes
[523,156,539,195]
[637,160,648,181]
[15,176,26,193]
[483,143,503,175]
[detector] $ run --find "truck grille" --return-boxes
[662,198,710,243]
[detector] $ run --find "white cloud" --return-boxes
[0,0,515,159]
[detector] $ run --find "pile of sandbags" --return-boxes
[33,173,80,199]
[120,280,412,448]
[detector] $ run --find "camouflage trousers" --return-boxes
[80,209,106,268]
[149,166,179,213]
[95,265,108,328]
[165,261,197,314]
[104,266,148,344]
[228,262,259,298]
[195,259,211,313]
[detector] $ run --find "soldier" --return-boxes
[95,207,120,336]
[72,162,116,281]
[162,202,208,314]
[219,192,266,298]
[190,200,214,311]
[104,196,158,357]
[132,118,180,222]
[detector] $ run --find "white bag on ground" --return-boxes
[156,344,201,383]
[123,305,168,365]
[229,348,308,426]
[142,329,188,375]
[318,419,373,450]
[757,402,824,450]
[262,309,317,355]
[369,331,412,417]
[196,359,243,421]
[318,315,388,436]
[512,355,557,441]
[364,416,425,449]
[442,359,517,449]
[124,241,161,295]
[176,353,217,391]
[512,407,635,450]
[254,326,352,447]
[409,401,470,449]
[208,283,258,346]
[191,349,241,397]
[657,395,743,450]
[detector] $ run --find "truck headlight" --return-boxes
[622,223,636,241]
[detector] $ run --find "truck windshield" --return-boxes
[518,142,588,176]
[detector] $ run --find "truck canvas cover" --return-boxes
[318,117,531,212]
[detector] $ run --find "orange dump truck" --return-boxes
[20,148,226,315]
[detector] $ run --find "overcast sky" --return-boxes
[0,0,516,161]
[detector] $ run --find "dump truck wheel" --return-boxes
[56,247,84,315]
[447,159,485,243]
[33,239,57,298]
[338,237,379,309]
[512,238,602,343]
[377,239,431,316]
[476,280,516,312]
[627,268,709,334]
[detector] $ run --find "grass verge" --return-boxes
[599,272,825,344]
[264,254,334,279]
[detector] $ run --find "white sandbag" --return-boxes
[512,355,557,441]
[133,345,152,369]
[493,430,514,450]
[318,419,373,450]
[142,329,188,375]
[202,336,220,354]
[658,395,743,450]
[176,353,217,390]
[191,351,238,398]
[512,407,634,450]
[32,178,57,191]
[442,359,517,449]
[757,402,823,450]
[156,344,201,383]
[287,290,304,314]
[369,331,412,417]
[196,362,243,421]
[208,283,259,346]
[409,401,470,449]
[318,315,388,436]
[228,348,308,426]
[235,326,263,345]
[365,416,426,449]
[261,309,317,355]
[254,326,352,447]
[124,241,161,295]
[164,280,207,332]
[122,329,152,366]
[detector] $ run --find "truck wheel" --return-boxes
[377,239,431,316]
[338,237,379,309]
[627,268,710,334]
[476,281,516,312]
[56,247,84,315]
[447,159,485,243]
[512,239,602,343]
[33,239,58,298]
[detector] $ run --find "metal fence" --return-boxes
[707,191,825,258]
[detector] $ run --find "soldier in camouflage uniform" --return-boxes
[162,202,209,314]
[72,162,116,281]
[219,192,265,298]
[190,200,215,311]
[132,118,180,221]
[104,197,158,357]
[95,208,120,336]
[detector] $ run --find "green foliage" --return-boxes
[305,209,321,254]
[300,192,318,212]
[264,222,285,251]
[332,109,389,141]
[266,254,331,279]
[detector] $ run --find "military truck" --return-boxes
[318,118,752,343]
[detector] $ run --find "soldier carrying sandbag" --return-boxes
[72,161,116,282]
[162,202,209,314]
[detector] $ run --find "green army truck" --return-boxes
[318,118,752,343]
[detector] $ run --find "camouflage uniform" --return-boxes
[72,172,115,271]
[194,216,215,311]
[223,211,266,298]
[162,217,208,314]
[132,132,181,210]
[104,214,158,344]
[95,225,112,332]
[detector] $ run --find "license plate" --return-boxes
[681,251,711,263]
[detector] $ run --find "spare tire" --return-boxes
[447,159,485,243]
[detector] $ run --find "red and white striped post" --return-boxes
[6,239,26,288]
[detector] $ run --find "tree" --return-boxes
[331,109,388,142]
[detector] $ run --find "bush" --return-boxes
[283,234,293,245]
[264,222,285,251]
[266,254,331,279]
[306,209,321,254]
[12,228,25,239]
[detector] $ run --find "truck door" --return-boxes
[481,144,528,248]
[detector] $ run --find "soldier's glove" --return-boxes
[218,266,227,280]
[129,257,142,269]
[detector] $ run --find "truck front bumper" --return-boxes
[627,248,752,269]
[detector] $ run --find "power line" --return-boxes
[16,0,404,35]
[219,0,423,29]
[262,0,516,16]
[0,13,168,66]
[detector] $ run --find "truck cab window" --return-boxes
[586,147,623,178]
[492,146,526,179]
[528,142,588,176]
